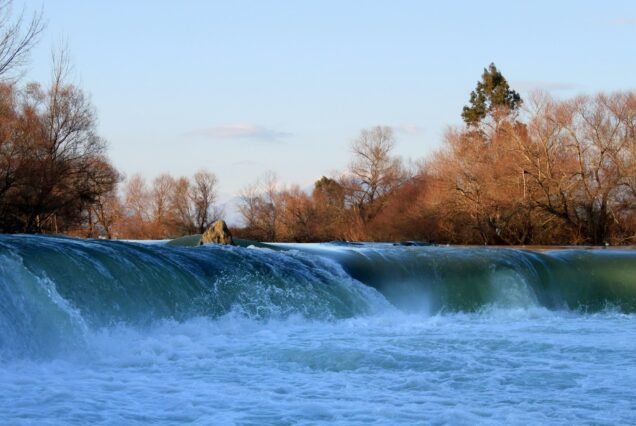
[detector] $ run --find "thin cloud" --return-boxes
[187,123,291,142]
[608,18,636,26]
[513,81,580,93]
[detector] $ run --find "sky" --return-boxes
[14,0,636,211]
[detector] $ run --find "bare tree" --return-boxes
[259,172,280,240]
[0,83,20,210]
[116,171,219,238]
[0,50,117,233]
[151,173,175,236]
[347,126,403,224]
[0,0,44,80]
[516,91,636,244]
[190,169,218,233]
[88,160,122,239]
[277,185,316,242]
[431,90,636,245]
[123,174,151,230]
[169,176,195,234]
[238,181,261,235]
[237,172,280,241]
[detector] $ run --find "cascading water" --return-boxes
[272,242,636,313]
[0,235,386,359]
[1,235,635,425]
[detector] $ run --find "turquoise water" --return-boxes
[1,236,635,425]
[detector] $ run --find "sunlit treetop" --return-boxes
[462,63,522,127]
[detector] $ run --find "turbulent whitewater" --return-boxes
[1,235,635,424]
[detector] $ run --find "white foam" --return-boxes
[1,310,634,425]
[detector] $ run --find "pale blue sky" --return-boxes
[16,0,636,201]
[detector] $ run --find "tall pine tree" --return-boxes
[462,63,522,127]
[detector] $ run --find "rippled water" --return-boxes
[1,236,635,424]
[2,308,635,425]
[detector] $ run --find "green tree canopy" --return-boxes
[462,63,522,126]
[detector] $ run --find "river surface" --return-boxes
[1,235,635,425]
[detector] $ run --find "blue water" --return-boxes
[0,236,635,425]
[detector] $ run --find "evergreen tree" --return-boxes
[462,63,522,126]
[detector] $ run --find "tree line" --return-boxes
[95,170,220,240]
[0,2,221,238]
[0,3,119,235]
[235,66,635,245]
[0,2,634,244]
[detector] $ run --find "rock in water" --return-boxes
[200,220,234,245]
